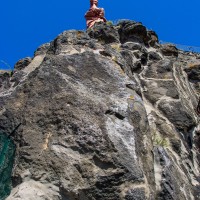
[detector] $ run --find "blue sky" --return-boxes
[0,0,200,69]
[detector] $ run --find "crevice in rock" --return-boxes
[93,155,117,170]
[105,110,125,120]
[60,187,79,200]
[183,124,196,150]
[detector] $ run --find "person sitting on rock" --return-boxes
[85,0,107,29]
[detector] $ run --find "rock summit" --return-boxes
[0,20,200,200]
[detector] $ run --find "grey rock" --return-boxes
[160,44,178,57]
[48,30,95,55]
[151,111,176,137]
[148,51,162,61]
[34,43,50,56]
[121,42,143,51]
[170,138,182,155]
[184,64,200,81]
[147,30,159,47]
[120,50,142,73]
[118,20,150,45]
[10,71,26,87]
[87,22,120,44]
[144,59,173,79]
[154,147,192,200]
[1,50,152,199]
[125,188,146,200]
[0,71,11,92]
[0,20,199,200]
[158,99,195,132]
[141,80,179,104]
[13,57,32,72]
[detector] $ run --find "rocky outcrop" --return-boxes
[0,20,199,200]
[0,71,12,93]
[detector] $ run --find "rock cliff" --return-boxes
[0,20,199,200]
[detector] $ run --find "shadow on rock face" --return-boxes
[87,22,120,44]
[118,20,150,45]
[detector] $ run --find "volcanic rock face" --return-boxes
[0,20,199,200]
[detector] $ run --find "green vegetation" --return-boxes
[153,132,169,147]
[106,21,113,25]
[111,44,121,52]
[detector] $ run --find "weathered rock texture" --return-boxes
[0,20,199,200]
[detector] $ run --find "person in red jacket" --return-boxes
[85,0,107,29]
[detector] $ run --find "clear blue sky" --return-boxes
[1,0,200,69]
